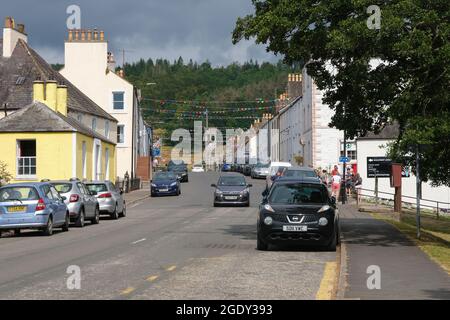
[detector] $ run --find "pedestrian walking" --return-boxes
[331,172,341,199]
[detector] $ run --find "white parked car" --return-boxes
[266,161,292,189]
[192,164,205,173]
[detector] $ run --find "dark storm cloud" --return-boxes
[1,0,279,65]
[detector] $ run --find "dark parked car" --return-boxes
[221,163,232,172]
[243,164,253,176]
[257,178,339,251]
[151,172,181,197]
[212,174,252,207]
[169,164,189,182]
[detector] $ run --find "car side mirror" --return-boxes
[330,196,336,206]
[262,189,268,197]
[211,184,217,188]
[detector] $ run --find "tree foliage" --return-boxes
[124,58,299,144]
[233,0,450,186]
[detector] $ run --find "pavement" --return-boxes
[123,188,150,205]
[339,203,450,300]
[0,173,336,300]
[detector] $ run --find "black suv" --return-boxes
[257,178,339,251]
[168,164,189,183]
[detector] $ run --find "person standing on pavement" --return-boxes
[354,173,363,203]
[331,172,342,199]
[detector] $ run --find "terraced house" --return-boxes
[0,17,118,183]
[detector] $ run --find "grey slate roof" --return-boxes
[0,101,115,144]
[358,123,400,140]
[0,39,117,122]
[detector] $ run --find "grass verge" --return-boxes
[370,212,450,274]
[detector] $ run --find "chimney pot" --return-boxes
[87,30,92,41]
[81,30,86,41]
[68,30,73,41]
[93,28,98,40]
[4,17,14,29]
[74,30,79,41]
[100,31,105,41]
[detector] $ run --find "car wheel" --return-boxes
[213,203,218,207]
[14,229,21,236]
[75,209,85,228]
[245,201,250,207]
[62,213,70,232]
[119,203,126,218]
[326,228,338,252]
[42,216,53,236]
[91,206,100,224]
[257,232,268,251]
[111,204,119,220]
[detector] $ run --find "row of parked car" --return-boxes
[0,179,126,236]
[150,162,190,197]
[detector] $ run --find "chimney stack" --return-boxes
[3,16,28,58]
[287,73,302,99]
[33,80,68,116]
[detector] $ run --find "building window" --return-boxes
[117,125,125,144]
[113,92,125,110]
[105,121,110,138]
[77,114,83,122]
[17,140,36,177]
[92,117,97,131]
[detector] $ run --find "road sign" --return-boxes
[152,148,161,158]
[339,156,350,163]
[367,157,392,178]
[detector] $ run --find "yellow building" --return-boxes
[0,81,116,183]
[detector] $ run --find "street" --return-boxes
[0,173,336,300]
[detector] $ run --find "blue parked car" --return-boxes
[222,163,232,172]
[151,172,181,197]
[0,182,70,236]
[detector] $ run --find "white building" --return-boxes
[60,29,151,180]
[357,125,450,209]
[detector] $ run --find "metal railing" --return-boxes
[358,187,450,218]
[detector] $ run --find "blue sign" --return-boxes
[152,148,161,157]
[339,156,350,163]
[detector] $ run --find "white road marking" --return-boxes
[131,238,147,245]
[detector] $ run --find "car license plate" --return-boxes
[159,189,169,192]
[225,196,238,200]
[7,206,27,213]
[283,225,307,232]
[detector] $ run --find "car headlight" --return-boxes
[264,216,273,225]
[151,183,157,187]
[318,205,331,213]
[170,182,177,187]
[263,204,275,213]
[216,190,223,195]
[319,217,329,226]
[240,188,250,195]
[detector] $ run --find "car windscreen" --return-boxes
[283,170,317,178]
[218,176,246,186]
[270,166,289,175]
[85,184,108,193]
[0,187,39,202]
[154,172,176,181]
[170,165,187,172]
[51,183,73,193]
[269,183,328,204]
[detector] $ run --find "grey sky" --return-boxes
[1,0,279,66]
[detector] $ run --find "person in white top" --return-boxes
[331,174,342,199]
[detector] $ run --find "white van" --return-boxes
[266,162,292,189]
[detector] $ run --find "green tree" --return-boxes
[0,161,12,186]
[233,0,450,186]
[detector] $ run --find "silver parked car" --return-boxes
[85,181,126,220]
[51,179,100,227]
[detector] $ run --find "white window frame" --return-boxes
[112,91,125,110]
[92,117,97,132]
[16,140,37,179]
[117,124,125,144]
[105,120,110,139]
